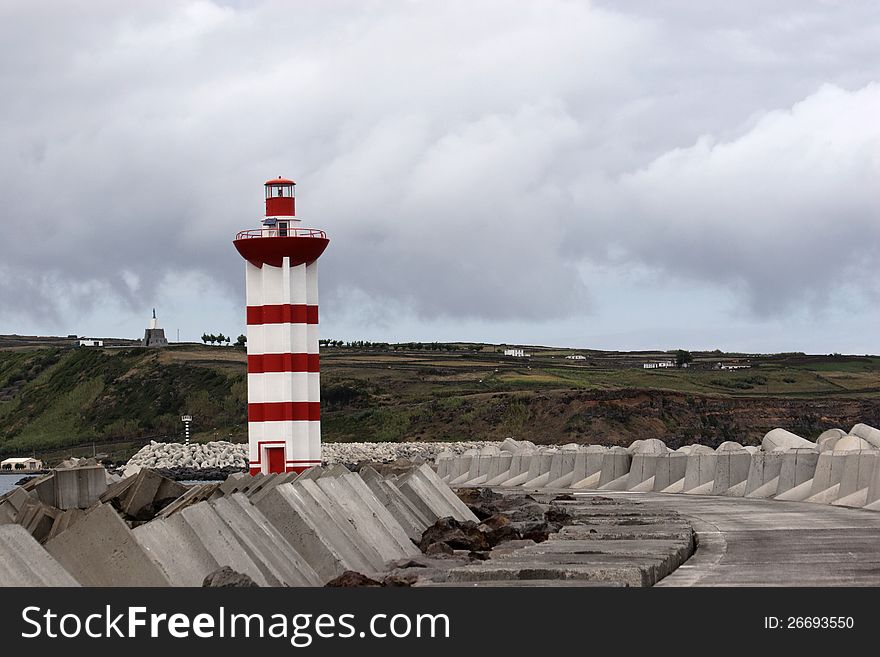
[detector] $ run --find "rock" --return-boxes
[382,573,418,587]
[324,571,383,587]
[425,542,454,557]
[418,517,491,552]
[202,566,259,588]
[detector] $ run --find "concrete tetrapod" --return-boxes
[0,524,79,587]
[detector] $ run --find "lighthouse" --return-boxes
[233,177,329,475]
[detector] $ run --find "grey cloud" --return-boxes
[0,1,877,332]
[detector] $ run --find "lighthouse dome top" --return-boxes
[265,177,296,186]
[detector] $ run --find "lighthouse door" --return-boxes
[266,446,285,474]
[278,221,289,237]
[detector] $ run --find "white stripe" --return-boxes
[247,372,318,403]
[246,324,313,355]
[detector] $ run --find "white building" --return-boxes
[565,355,586,360]
[718,363,751,370]
[643,360,675,369]
[503,348,529,358]
[1,457,43,472]
[78,339,104,347]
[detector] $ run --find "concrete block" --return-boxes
[817,428,847,452]
[834,435,872,452]
[435,451,454,481]
[625,454,661,490]
[682,452,717,493]
[850,423,880,448]
[804,451,849,502]
[133,515,219,587]
[176,502,270,585]
[597,448,631,488]
[716,441,744,452]
[252,484,350,582]
[493,450,534,486]
[0,524,79,587]
[45,504,170,586]
[315,475,409,564]
[398,464,478,522]
[710,451,752,495]
[774,449,820,501]
[360,466,430,541]
[484,452,514,485]
[569,446,606,489]
[830,451,879,507]
[521,449,558,488]
[745,450,785,498]
[630,438,668,454]
[212,495,321,586]
[292,478,386,571]
[653,453,688,493]
[339,473,419,556]
[448,450,479,485]
[157,482,221,518]
[53,466,108,510]
[46,508,85,542]
[546,448,579,488]
[762,428,817,452]
[248,472,300,503]
[16,498,60,543]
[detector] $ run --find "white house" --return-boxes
[643,360,675,369]
[503,348,529,358]
[78,339,104,347]
[1,457,43,472]
[565,355,586,360]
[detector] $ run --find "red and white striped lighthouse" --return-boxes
[233,177,329,475]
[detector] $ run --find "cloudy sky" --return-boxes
[1,1,878,353]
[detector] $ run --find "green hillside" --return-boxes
[0,342,878,462]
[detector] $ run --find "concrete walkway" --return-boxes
[578,491,880,586]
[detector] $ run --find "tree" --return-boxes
[235,334,247,347]
[201,333,209,345]
[675,349,694,368]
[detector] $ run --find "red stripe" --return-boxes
[248,401,321,422]
[247,304,318,325]
[248,353,320,373]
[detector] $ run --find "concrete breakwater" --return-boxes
[437,423,880,511]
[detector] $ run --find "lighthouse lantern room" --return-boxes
[233,177,329,475]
